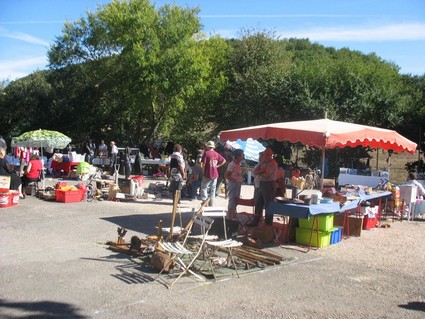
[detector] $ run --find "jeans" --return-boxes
[201,176,217,206]
[188,179,202,198]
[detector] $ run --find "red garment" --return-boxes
[26,159,43,179]
[202,150,225,179]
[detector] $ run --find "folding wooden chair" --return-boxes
[235,197,257,236]
[156,215,215,289]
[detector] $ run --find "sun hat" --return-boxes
[205,141,215,148]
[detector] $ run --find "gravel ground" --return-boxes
[0,176,424,319]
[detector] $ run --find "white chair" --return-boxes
[201,206,228,239]
[399,185,418,220]
[156,215,215,289]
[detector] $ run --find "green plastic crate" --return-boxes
[298,214,334,231]
[295,227,331,248]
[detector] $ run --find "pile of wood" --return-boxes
[231,245,285,268]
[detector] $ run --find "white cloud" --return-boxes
[0,27,50,46]
[277,23,425,42]
[0,56,48,81]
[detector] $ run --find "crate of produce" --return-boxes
[363,216,377,230]
[55,189,83,203]
[295,227,330,248]
[329,227,342,244]
[298,214,334,231]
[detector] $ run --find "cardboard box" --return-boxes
[55,189,83,203]
[334,214,363,237]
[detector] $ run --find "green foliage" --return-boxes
[1,1,424,154]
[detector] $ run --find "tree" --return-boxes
[216,30,293,130]
[48,0,224,145]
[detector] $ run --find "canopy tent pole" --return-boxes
[320,149,325,189]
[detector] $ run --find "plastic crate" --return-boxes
[363,216,377,230]
[329,227,342,245]
[295,227,330,248]
[298,214,334,231]
[55,189,83,203]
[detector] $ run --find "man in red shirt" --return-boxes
[200,141,226,206]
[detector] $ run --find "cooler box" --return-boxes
[363,216,377,230]
[0,191,11,208]
[55,189,83,203]
[9,190,19,206]
[130,175,144,186]
[298,214,334,231]
[295,227,330,248]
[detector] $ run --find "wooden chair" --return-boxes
[156,215,215,289]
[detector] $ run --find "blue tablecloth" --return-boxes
[266,191,392,219]
[267,201,340,219]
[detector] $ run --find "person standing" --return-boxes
[251,147,278,226]
[109,141,118,174]
[0,135,7,151]
[186,158,203,200]
[168,144,186,205]
[224,149,244,220]
[98,140,108,158]
[200,141,226,206]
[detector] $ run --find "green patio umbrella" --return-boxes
[11,129,71,150]
[11,129,72,188]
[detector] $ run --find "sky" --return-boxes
[1,0,425,82]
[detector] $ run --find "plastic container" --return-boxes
[298,214,334,232]
[295,227,330,248]
[329,227,342,244]
[9,190,20,206]
[55,189,83,203]
[363,216,377,230]
[0,191,11,208]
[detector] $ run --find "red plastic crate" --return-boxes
[363,216,377,230]
[55,189,83,203]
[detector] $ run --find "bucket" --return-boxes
[0,191,11,208]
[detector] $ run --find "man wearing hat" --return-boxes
[250,147,278,226]
[200,141,226,206]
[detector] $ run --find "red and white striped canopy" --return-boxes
[219,119,417,153]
